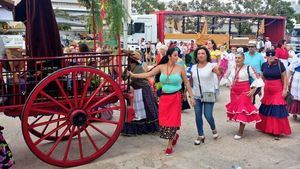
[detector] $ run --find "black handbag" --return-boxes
[278,61,294,104]
[196,66,216,103]
[285,72,294,105]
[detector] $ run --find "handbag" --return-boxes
[196,66,216,103]
[285,72,294,105]
[278,61,294,104]
[246,66,254,84]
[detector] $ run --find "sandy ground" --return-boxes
[1,87,300,169]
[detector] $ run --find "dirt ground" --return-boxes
[1,87,300,169]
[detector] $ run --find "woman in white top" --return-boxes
[287,53,300,120]
[190,46,222,145]
[224,52,264,139]
[286,44,296,65]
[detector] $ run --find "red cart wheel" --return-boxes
[22,66,126,167]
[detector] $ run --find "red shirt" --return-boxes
[275,47,289,60]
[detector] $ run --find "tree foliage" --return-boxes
[232,0,295,32]
[132,0,165,14]
[168,0,188,11]
[77,0,125,37]
[188,0,233,12]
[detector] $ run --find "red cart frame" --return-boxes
[0,52,134,167]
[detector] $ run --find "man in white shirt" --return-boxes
[264,37,272,50]
[256,36,265,50]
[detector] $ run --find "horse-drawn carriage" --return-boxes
[0,52,134,167]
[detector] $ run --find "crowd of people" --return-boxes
[126,37,300,155]
[0,35,299,167]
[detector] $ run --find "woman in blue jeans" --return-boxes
[190,46,222,145]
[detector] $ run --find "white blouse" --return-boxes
[288,54,300,72]
[222,65,264,88]
[191,63,217,97]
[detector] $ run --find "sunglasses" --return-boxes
[266,52,276,57]
[266,55,275,57]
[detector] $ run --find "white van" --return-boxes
[290,24,300,53]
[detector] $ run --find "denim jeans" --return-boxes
[194,98,216,136]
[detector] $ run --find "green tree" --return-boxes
[232,0,295,33]
[188,0,233,12]
[77,0,125,38]
[132,0,165,14]
[168,0,189,11]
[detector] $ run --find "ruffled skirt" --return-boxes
[287,100,300,115]
[226,81,261,123]
[256,80,291,135]
[121,85,159,136]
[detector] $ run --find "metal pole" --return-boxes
[92,0,96,51]
[182,16,185,33]
[257,19,260,38]
[238,18,242,36]
[212,17,215,34]
[196,16,200,33]
[123,0,129,50]
[229,18,232,47]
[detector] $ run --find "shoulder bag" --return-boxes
[278,61,294,104]
[196,66,216,103]
[285,71,294,105]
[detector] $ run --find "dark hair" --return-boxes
[79,43,89,52]
[193,46,212,63]
[266,49,276,57]
[154,47,179,82]
[128,57,140,65]
[158,47,179,64]
[258,47,265,53]
[208,39,217,50]
[277,39,286,48]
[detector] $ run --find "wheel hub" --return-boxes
[70,110,87,126]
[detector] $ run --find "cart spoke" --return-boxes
[77,126,84,159]
[29,117,68,129]
[30,107,67,116]
[79,73,94,108]
[88,92,117,111]
[89,118,118,125]
[84,128,99,152]
[30,115,44,126]
[56,115,61,138]
[90,106,120,115]
[63,125,76,162]
[34,121,68,146]
[55,79,74,109]
[89,123,111,139]
[72,73,78,107]
[83,80,108,109]
[47,125,71,157]
[41,115,54,136]
[40,91,70,113]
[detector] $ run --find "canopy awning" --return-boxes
[0,7,13,22]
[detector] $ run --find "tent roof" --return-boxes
[154,11,286,20]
